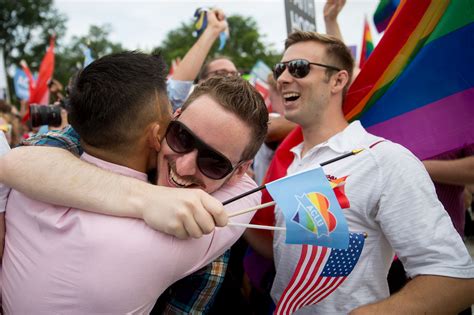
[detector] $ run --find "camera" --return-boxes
[30,100,68,128]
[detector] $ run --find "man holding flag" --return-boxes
[261,30,473,314]
[0,52,268,313]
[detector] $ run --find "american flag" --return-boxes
[275,233,365,315]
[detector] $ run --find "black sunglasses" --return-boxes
[165,120,240,180]
[273,59,341,80]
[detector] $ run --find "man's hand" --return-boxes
[323,0,346,22]
[206,8,228,37]
[323,0,346,40]
[136,185,228,239]
[170,8,228,82]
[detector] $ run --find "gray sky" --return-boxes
[55,0,381,59]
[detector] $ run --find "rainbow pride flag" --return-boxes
[373,0,400,33]
[359,17,374,68]
[345,0,474,160]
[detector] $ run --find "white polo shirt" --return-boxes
[271,121,474,314]
[0,132,10,212]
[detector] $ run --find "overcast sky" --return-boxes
[55,0,381,58]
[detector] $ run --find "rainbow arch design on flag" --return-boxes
[292,192,337,238]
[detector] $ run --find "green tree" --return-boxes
[157,14,281,73]
[0,0,67,69]
[55,24,124,85]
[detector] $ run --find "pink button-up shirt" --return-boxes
[2,153,259,314]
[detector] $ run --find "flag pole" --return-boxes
[228,222,286,231]
[222,149,364,206]
[228,201,276,218]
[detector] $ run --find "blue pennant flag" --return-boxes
[13,67,30,101]
[82,46,94,68]
[266,167,350,249]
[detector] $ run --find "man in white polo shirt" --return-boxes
[265,31,474,314]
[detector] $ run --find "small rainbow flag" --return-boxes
[266,167,349,249]
[359,16,374,68]
[373,0,400,33]
[345,0,474,160]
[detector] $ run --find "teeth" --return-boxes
[283,92,300,99]
[169,168,193,187]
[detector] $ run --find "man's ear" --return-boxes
[147,123,162,152]
[227,160,253,185]
[173,108,182,118]
[331,70,349,94]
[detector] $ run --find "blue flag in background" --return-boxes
[13,67,30,100]
[266,167,350,249]
[82,46,94,68]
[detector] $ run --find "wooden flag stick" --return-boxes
[228,201,276,218]
[222,149,364,206]
[228,222,286,231]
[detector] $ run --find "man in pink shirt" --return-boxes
[1,51,268,313]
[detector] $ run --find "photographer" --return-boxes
[30,78,70,132]
[30,99,69,131]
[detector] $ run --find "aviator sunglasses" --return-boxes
[273,59,341,80]
[165,120,241,180]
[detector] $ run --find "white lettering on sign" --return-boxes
[290,11,317,32]
[290,0,315,18]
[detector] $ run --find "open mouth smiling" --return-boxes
[169,167,194,188]
[283,92,300,102]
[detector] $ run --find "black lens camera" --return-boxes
[30,102,65,128]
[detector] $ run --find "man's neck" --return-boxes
[300,105,348,158]
[82,142,149,174]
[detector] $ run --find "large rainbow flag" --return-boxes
[345,0,474,160]
[251,0,474,227]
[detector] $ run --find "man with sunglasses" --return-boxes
[253,31,474,314]
[1,52,269,313]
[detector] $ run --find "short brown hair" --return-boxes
[182,75,268,161]
[285,31,354,96]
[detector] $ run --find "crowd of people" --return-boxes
[0,0,473,314]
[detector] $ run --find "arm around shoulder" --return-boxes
[1,146,144,219]
[1,146,228,239]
